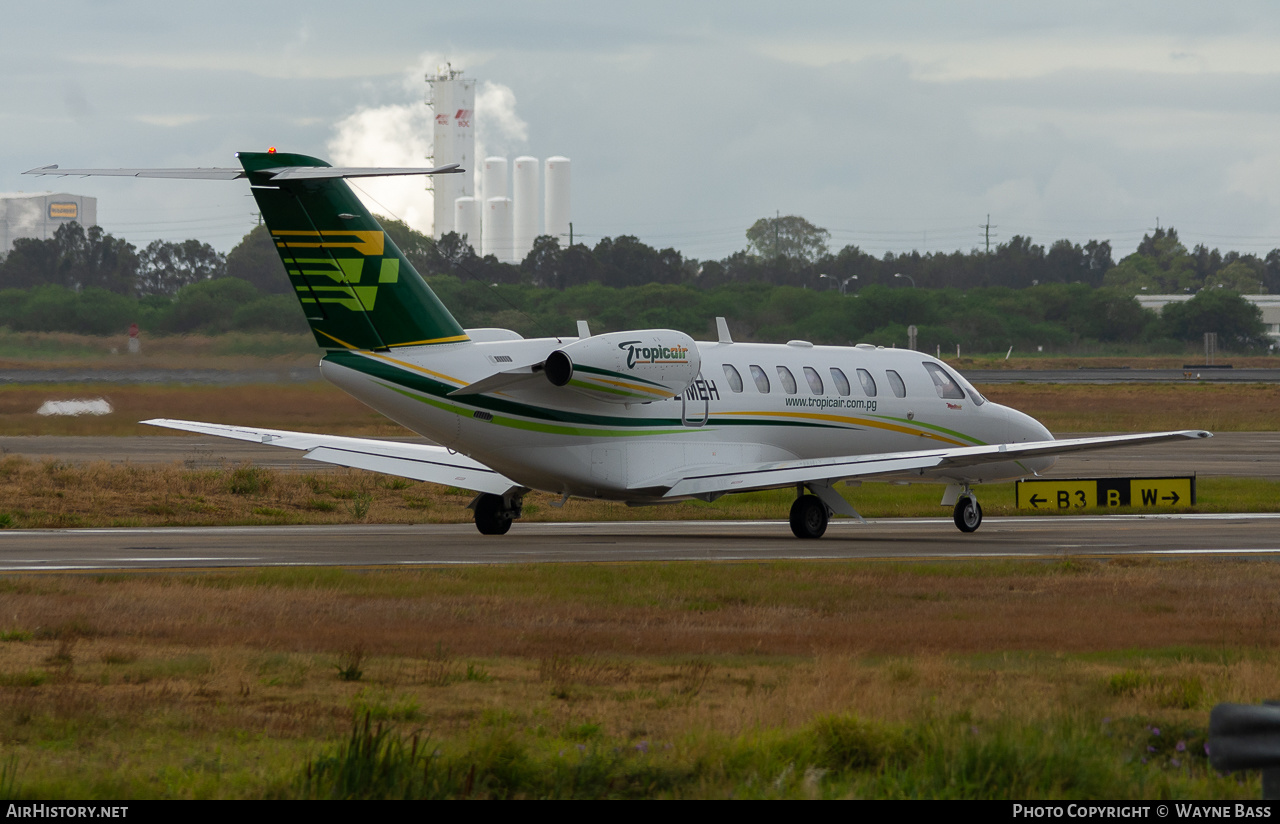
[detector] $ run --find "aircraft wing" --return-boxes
[657,430,1212,499]
[143,418,517,496]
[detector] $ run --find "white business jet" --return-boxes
[25,153,1210,538]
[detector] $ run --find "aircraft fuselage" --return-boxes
[318,333,1056,501]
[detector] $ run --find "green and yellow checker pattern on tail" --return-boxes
[238,152,468,352]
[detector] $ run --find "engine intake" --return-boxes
[545,329,701,404]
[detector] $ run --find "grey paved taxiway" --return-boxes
[1,515,1277,572]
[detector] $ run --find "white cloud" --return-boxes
[327,57,529,235]
[134,114,209,128]
[755,35,1280,81]
[328,102,435,232]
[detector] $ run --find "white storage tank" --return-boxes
[512,156,539,263]
[426,67,475,239]
[482,157,508,203]
[544,156,571,244]
[454,196,481,251]
[483,197,514,263]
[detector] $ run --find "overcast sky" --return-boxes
[4,1,1280,262]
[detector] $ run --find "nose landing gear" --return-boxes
[953,493,982,533]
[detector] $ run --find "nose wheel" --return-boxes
[953,495,982,533]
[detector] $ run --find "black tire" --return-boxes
[474,493,513,536]
[953,496,982,533]
[789,495,829,539]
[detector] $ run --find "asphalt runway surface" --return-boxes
[0,431,1274,572]
[0,515,1277,572]
[0,431,1275,478]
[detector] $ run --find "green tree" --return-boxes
[137,239,226,296]
[1160,289,1268,350]
[745,215,830,262]
[161,277,261,334]
[226,225,290,295]
[1204,260,1265,294]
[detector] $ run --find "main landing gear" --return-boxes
[471,491,525,535]
[953,494,982,533]
[789,495,829,539]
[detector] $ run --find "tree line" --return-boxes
[0,217,1270,351]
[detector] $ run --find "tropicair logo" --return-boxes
[618,340,690,369]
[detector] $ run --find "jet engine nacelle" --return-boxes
[544,329,701,404]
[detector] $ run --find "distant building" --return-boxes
[1138,293,1280,342]
[0,192,98,255]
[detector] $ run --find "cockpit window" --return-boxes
[749,364,770,393]
[923,362,965,400]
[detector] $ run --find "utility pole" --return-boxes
[980,214,997,255]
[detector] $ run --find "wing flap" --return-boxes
[659,430,1211,499]
[142,418,516,496]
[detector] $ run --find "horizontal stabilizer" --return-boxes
[24,164,462,181]
[261,164,462,180]
[142,418,516,496]
[658,430,1212,499]
[23,165,245,180]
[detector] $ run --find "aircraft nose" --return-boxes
[1002,404,1053,444]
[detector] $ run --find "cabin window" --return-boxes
[886,369,907,398]
[857,368,877,397]
[722,364,744,393]
[750,364,771,393]
[830,368,851,396]
[803,366,824,394]
[776,366,798,394]
[923,362,965,400]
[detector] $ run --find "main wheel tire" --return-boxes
[474,493,513,536]
[953,496,982,533]
[789,495,829,539]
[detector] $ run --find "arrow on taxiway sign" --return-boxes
[1162,492,1180,504]
[1029,494,1046,508]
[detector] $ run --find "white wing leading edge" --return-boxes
[655,430,1212,499]
[143,419,517,496]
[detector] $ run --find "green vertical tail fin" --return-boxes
[238,151,468,351]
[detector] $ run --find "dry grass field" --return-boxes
[0,560,1275,798]
[0,456,1272,529]
[982,383,1280,433]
